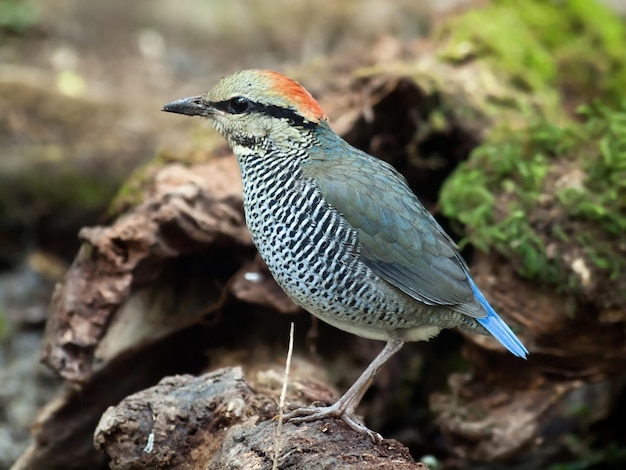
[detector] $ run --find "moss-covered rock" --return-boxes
[441,102,626,309]
[432,0,626,310]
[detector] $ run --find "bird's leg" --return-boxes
[284,338,404,440]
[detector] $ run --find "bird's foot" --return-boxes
[283,404,382,441]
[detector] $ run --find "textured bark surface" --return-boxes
[93,367,423,470]
[40,156,251,382]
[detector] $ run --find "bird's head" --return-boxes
[163,69,327,154]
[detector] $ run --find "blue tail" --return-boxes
[468,277,528,358]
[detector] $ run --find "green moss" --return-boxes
[439,4,555,91]
[438,0,626,108]
[0,0,38,32]
[106,160,156,217]
[560,104,626,234]
[441,103,626,300]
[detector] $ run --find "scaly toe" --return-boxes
[283,405,339,423]
[341,414,383,441]
[283,405,382,441]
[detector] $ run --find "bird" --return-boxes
[162,69,528,439]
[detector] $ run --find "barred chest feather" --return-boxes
[236,151,431,340]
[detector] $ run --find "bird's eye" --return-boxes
[228,96,250,114]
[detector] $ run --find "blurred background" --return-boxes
[1,0,625,469]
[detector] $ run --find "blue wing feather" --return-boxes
[469,277,528,358]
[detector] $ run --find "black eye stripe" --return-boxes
[210,99,317,129]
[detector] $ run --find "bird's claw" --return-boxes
[283,405,383,441]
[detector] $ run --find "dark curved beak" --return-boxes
[162,96,209,117]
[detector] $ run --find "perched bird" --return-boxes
[163,70,528,438]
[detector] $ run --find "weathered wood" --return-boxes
[94,367,423,470]
[40,156,252,382]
